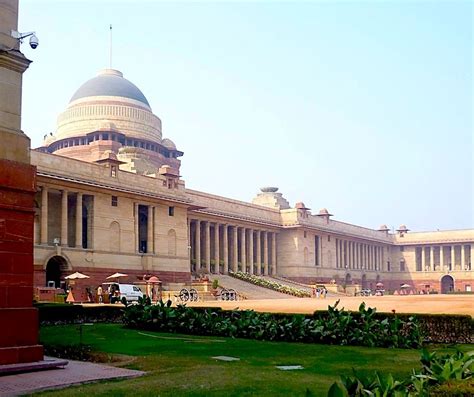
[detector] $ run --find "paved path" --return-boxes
[0,357,144,396]
[188,294,474,316]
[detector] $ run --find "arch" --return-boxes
[42,253,72,271]
[167,229,177,256]
[345,273,352,285]
[361,274,368,289]
[45,256,69,288]
[303,247,309,265]
[440,275,454,294]
[109,221,121,252]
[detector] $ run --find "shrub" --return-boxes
[123,300,421,348]
[327,349,474,397]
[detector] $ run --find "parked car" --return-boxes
[106,283,143,304]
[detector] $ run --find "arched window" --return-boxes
[168,229,177,255]
[109,221,121,252]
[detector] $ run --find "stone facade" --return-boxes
[23,67,474,295]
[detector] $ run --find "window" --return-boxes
[168,206,174,216]
[387,261,391,271]
[400,246,404,252]
[304,231,307,238]
[328,235,331,242]
[111,196,118,207]
[111,165,117,178]
[315,235,320,266]
[400,260,406,271]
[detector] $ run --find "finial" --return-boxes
[109,24,113,69]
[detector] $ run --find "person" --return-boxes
[323,287,328,299]
[97,285,103,303]
[86,288,93,303]
[316,288,320,299]
[108,284,113,303]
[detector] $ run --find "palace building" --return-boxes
[32,68,473,294]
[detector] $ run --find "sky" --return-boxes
[18,0,473,232]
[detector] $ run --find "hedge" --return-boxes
[35,303,473,345]
[313,310,473,344]
[35,303,124,325]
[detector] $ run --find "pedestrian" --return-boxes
[97,285,103,303]
[323,287,327,299]
[316,288,320,299]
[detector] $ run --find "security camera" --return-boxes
[29,34,39,49]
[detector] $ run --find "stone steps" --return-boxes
[210,275,296,300]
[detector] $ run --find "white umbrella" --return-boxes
[106,272,128,280]
[400,284,412,288]
[65,272,90,280]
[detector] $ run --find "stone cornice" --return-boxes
[0,48,31,73]
[37,171,192,206]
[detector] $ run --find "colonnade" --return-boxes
[417,245,472,271]
[189,219,277,275]
[335,239,385,271]
[38,186,86,248]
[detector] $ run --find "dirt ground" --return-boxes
[188,294,474,317]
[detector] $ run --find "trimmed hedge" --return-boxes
[313,311,473,344]
[35,303,123,325]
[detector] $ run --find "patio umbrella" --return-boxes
[400,284,412,288]
[65,272,90,280]
[106,272,128,281]
[376,282,384,287]
[147,276,161,284]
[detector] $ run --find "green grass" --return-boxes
[37,324,472,397]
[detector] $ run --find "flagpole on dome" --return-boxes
[109,24,113,69]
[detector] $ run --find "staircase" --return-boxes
[261,276,313,294]
[211,274,296,300]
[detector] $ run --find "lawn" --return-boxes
[38,324,472,397]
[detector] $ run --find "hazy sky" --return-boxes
[19,0,472,231]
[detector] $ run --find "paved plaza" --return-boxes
[0,357,144,397]
[188,294,474,317]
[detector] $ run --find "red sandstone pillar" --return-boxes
[0,0,43,364]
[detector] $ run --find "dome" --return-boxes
[69,69,150,107]
[162,138,176,150]
[260,187,279,193]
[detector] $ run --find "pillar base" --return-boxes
[0,159,42,365]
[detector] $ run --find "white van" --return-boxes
[107,283,143,303]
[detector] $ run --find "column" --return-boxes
[421,246,426,270]
[439,246,444,269]
[40,186,48,244]
[61,189,68,246]
[205,221,211,272]
[430,246,435,269]
[461,245,466,270]
[147,206,153,253]
[256,230,261,275]
[241,227,246,272]
[233,226,238,272]
[214,223,220,274]
[271,232,277,275]
[187,218,191,266]
[75,192,83,248]
[195,220,201,270]
[223,225,229,274]
[381,245,384,272]
[134,203,139,252]
[249,229,254,274]
[450,245,455,270]
[263,231,269,275]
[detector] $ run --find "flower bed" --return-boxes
[229,271,311,297]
